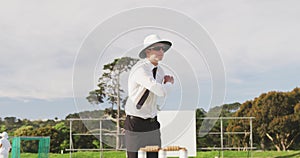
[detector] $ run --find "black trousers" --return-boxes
[124,115,161,158]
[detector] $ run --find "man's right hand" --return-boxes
[164,75,174,84]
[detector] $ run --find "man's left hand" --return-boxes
[164,75,174,84]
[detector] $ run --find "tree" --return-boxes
[65,113,88,133]
[86,57,139,149]
[34,126,64,153]
[14,126,34,137]
[198,103,241,149]
[4,117,17,131]
[228,88,300,151]
[86,57,139,108]
[14,126,36,152]
[53,122,70,152]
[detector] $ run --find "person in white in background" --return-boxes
[0,132,11,158]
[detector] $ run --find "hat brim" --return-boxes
[139,40,172,59]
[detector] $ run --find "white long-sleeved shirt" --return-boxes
[125,59,172,119]
[0,138,11,158]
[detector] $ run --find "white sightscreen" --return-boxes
[158,110,196,157]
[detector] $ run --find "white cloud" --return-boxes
[185,0,300,86]
[0,0,130,99]
[1,0,300,103]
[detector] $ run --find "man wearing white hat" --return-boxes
[124,34,174,158]
[0,132,11,158]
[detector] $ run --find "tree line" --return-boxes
[1,87,299,153]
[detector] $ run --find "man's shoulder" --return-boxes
[134,59,147,66]
[131,60,148,71]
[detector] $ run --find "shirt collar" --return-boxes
[144,58,158,70]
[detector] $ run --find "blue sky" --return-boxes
[1,0,300,120]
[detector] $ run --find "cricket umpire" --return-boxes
[124,34,174,158]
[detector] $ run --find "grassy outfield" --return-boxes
[11,150,300,158]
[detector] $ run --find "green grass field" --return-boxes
[11,150,300,158]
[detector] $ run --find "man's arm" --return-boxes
[133,67,173,97]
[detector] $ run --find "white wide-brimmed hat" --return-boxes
[139,34,172,58]
[0,132,8,139]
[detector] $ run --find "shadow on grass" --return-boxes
[275,152,300,158]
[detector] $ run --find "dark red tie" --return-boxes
[136,67,157,109]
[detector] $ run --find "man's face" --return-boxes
[146,43,167,62]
